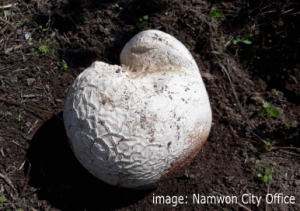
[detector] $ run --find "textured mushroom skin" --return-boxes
[63,30,212,189]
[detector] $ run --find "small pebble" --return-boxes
[24,32,32,40]
[294,180,300,187]
[27,78,36,86]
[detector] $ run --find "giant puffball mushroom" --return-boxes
[63,30,212,189]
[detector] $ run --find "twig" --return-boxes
[215,57,265,141]
[0,17,16,30]
[28,120,39,134]
[0,97,53,115]
[20,163,31,197]
[12,67,29,73]
[219,61,247,118]
[272,146,300,151]
[29,207,38,211]
[19,160,26,170]
[0,64,17,73]
[12,140,27,151]
[115,0,134,17]
[28,206,38,211]
[0,172,18,194]
[0,3,18,9]
[12,140,26,150]
[229,126,300,156]
[21,94,42,98]
[274,149,300,157]
[0,147,4,157]
[4,44,23,54]
[0,97,63,121]
[224,34,234,47]
[39,77,56,107]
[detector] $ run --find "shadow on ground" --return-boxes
[26,112,152,211]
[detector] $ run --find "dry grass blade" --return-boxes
[0,3,18,9]
[20,163,31,197]
[28,120,39,134]
[0,97,53,115]
[0,172,18,195]
[0,97,63,121]
[4,44,23,54]
[0,17,16,30]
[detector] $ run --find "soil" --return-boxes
[0,0,300,210]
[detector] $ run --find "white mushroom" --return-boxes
[63,30,212,189]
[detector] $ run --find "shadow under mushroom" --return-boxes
[26,112,152,211]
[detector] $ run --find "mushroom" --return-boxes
[63,30,212,189]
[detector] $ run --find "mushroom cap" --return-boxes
[63,30,212,189]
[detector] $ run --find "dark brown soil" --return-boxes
[0,0,299,210]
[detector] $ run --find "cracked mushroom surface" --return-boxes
[63,30,212,189]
